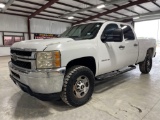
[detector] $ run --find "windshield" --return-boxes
[60,23,103,40]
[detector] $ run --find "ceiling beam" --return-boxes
[8,8,84,20]
[124,8,140,15]
[15,0,113,19]
[113,4,139,15]
[114,10,160,22]
[136,4,152,12]
[2,0,15,12]
[15,0,131,20]
[11,4,86,20]
[73,0,119,19]
[58,0,130,18]
[28,0,59,19]
[7,9,79,21]
[152,1,160,8]
[55,1,110,21]
[1,12,73,23]
[100,0,139,16]
[73,0,153,25]
[101,0,139,15]
[59,0,129,18]
[13,0,94,17]
[73,0,131,20]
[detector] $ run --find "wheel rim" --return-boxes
[73,75,90,98]
[146,58,151,71]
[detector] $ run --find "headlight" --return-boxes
[36,51,61,69]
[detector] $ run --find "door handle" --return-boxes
[119,45,125,49]
[134,44,138,47]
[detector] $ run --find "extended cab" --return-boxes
[9,21,156,107]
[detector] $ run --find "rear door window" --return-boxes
[120,25,135,40]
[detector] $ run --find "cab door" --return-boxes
[120,24,139,65]
[97,23,128,75]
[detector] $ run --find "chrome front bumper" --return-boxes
[9,62,66,94]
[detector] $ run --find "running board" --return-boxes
[95,66,136,81]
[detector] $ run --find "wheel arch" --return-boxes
[66,56,96,76]
[147,47,154,57]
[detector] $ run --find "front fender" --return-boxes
[45,40,98,75]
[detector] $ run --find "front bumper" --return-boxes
[9,62,66,94]
[10,75,60,100]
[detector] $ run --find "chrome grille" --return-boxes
[11,58,31,69]
[11,49,32,57]
[10,48,36,71]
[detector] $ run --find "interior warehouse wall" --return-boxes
[0,14,71,56]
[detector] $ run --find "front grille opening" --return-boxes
[11,50,32,57]
[11,58,31,69]
[11,71,20,79]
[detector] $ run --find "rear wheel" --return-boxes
[139,53,152,74]
[61,66,94,107]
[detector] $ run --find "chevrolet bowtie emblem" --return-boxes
[12,53,17,61]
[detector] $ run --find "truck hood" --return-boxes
[11,38,74,51]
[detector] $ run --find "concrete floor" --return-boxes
[0,48,160,120]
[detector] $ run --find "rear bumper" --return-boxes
[8,61,66,94]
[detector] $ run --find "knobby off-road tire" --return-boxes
[139,51,152,74]
[61,66,95,107]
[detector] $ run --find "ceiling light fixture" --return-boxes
[133,16,140,20]
[68,16,74,19]
[0,3,5,8]
[97,4,105,9]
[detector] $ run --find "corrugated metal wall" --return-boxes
[0,14,27,32]
[0,14,71,34]
[31,18,70,34]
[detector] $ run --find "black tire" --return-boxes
[61,66,95,107]
[139,53,152,74]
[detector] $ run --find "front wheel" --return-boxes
[61,66,95,107]
[139,55,152,74]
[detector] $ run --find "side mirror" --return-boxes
[101,28,123,42]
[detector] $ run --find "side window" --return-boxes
[120,25,135,40]
[101,24,119,42]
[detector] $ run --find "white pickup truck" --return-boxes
[9,21,156,107]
